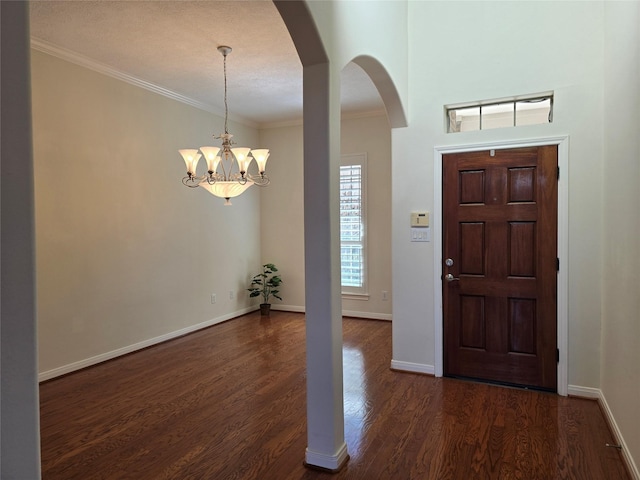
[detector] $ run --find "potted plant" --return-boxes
[247,263,282,316]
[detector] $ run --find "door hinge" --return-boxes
[557,166,560,180]
[556,258,560,271]
[557,348,560,363]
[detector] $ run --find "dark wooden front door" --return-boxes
[443,146,558,390]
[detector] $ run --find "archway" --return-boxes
[274,1,407,471]
[351,55,407,129]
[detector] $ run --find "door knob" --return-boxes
[445,273,459,282]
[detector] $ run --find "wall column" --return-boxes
[1,2,42,478]
[302,61,349,471]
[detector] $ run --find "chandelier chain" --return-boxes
[223,51,229,135]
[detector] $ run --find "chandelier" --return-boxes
[179,46,270,205]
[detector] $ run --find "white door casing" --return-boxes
[433,136,569,396]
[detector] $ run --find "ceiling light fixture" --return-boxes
[179,46,270,205]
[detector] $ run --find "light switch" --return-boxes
[411,227,430,242]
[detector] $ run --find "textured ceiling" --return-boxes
[29,0,385,127]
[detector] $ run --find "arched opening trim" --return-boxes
[351,55,407,128]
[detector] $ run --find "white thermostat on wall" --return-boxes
[410,212,429,227]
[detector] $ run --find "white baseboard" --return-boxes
[273,304,392,321]
[39,305,392,382]
[343,310,392,321]
[569,385,639,479]
[271,304,305,313]
[38,306,256,382]
[567,384,601,399]
[390,359,435,375]
[305,442,349,471]
[598,390,640,480]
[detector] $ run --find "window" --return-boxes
[340,153,367,296]
[447,93,553,133]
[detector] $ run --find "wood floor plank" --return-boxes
[40,312,630,479]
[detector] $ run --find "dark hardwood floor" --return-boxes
[40,312,629,479]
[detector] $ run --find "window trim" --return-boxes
[446,92,553,133]
[339,153,368,297]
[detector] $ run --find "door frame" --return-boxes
[433,136,569,396]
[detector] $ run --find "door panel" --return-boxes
[443,146,558,390]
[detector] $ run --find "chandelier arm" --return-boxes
[247,173,270,187]
[226,171,247,184]
[182,175,203,188]
[206,175,217,185]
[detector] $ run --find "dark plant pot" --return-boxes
[260,303,271,316]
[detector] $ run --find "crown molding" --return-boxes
[30,37,258,129]
[259,108,388,130]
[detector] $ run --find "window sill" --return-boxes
[341,292,370,301]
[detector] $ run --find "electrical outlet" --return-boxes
[211,294,216,304]
[229,290,234,300]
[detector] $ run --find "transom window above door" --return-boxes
[446,93,553,133]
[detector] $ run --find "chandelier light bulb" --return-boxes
[231,147,252,174]
[250,149,270,174]
[179,149,201,176]
[199,146,221,172]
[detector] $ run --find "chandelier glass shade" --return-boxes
[179,46,270,205]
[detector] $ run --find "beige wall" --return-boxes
[31,50,262,377]
[259,113,392,318]
[341,115,392,317]
[257,123,305,310]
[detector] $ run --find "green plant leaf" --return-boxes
[248,263,283,304]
